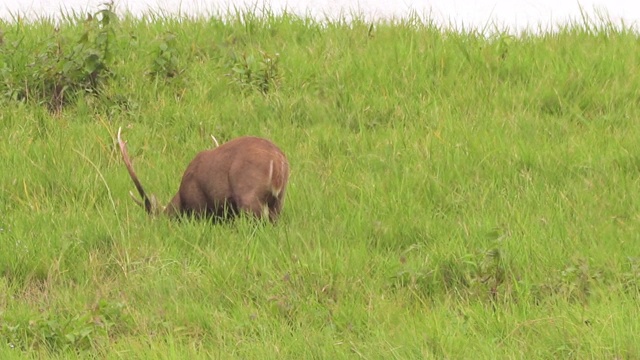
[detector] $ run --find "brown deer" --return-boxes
[117,128,289,222]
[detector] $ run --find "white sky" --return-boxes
[1,0,638,33]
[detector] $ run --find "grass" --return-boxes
[1,3,640,358]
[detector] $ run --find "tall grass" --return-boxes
[1,4,639,358]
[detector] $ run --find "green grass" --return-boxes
[1,4,640,358]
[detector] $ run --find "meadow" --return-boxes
[1,3,639,358]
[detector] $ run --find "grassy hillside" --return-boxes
[1,4,639,358]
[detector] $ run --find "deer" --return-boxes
[116,127,290,222]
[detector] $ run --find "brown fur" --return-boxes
[118,128,290,222]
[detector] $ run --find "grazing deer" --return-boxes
[117,128,289,222]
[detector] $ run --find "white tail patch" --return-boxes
[268,159,284,198]
[268,159,274,184]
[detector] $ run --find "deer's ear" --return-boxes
[149,195,163,216]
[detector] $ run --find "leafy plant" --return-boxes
[532,257,605,304]
[0,299,129,353]
[149,32,183,79]
[228,50,281,94]
[0,1,118,112]
[391,246,511,303]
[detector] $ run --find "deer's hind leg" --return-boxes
[266,192,286,222]
[235,191,270,221]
